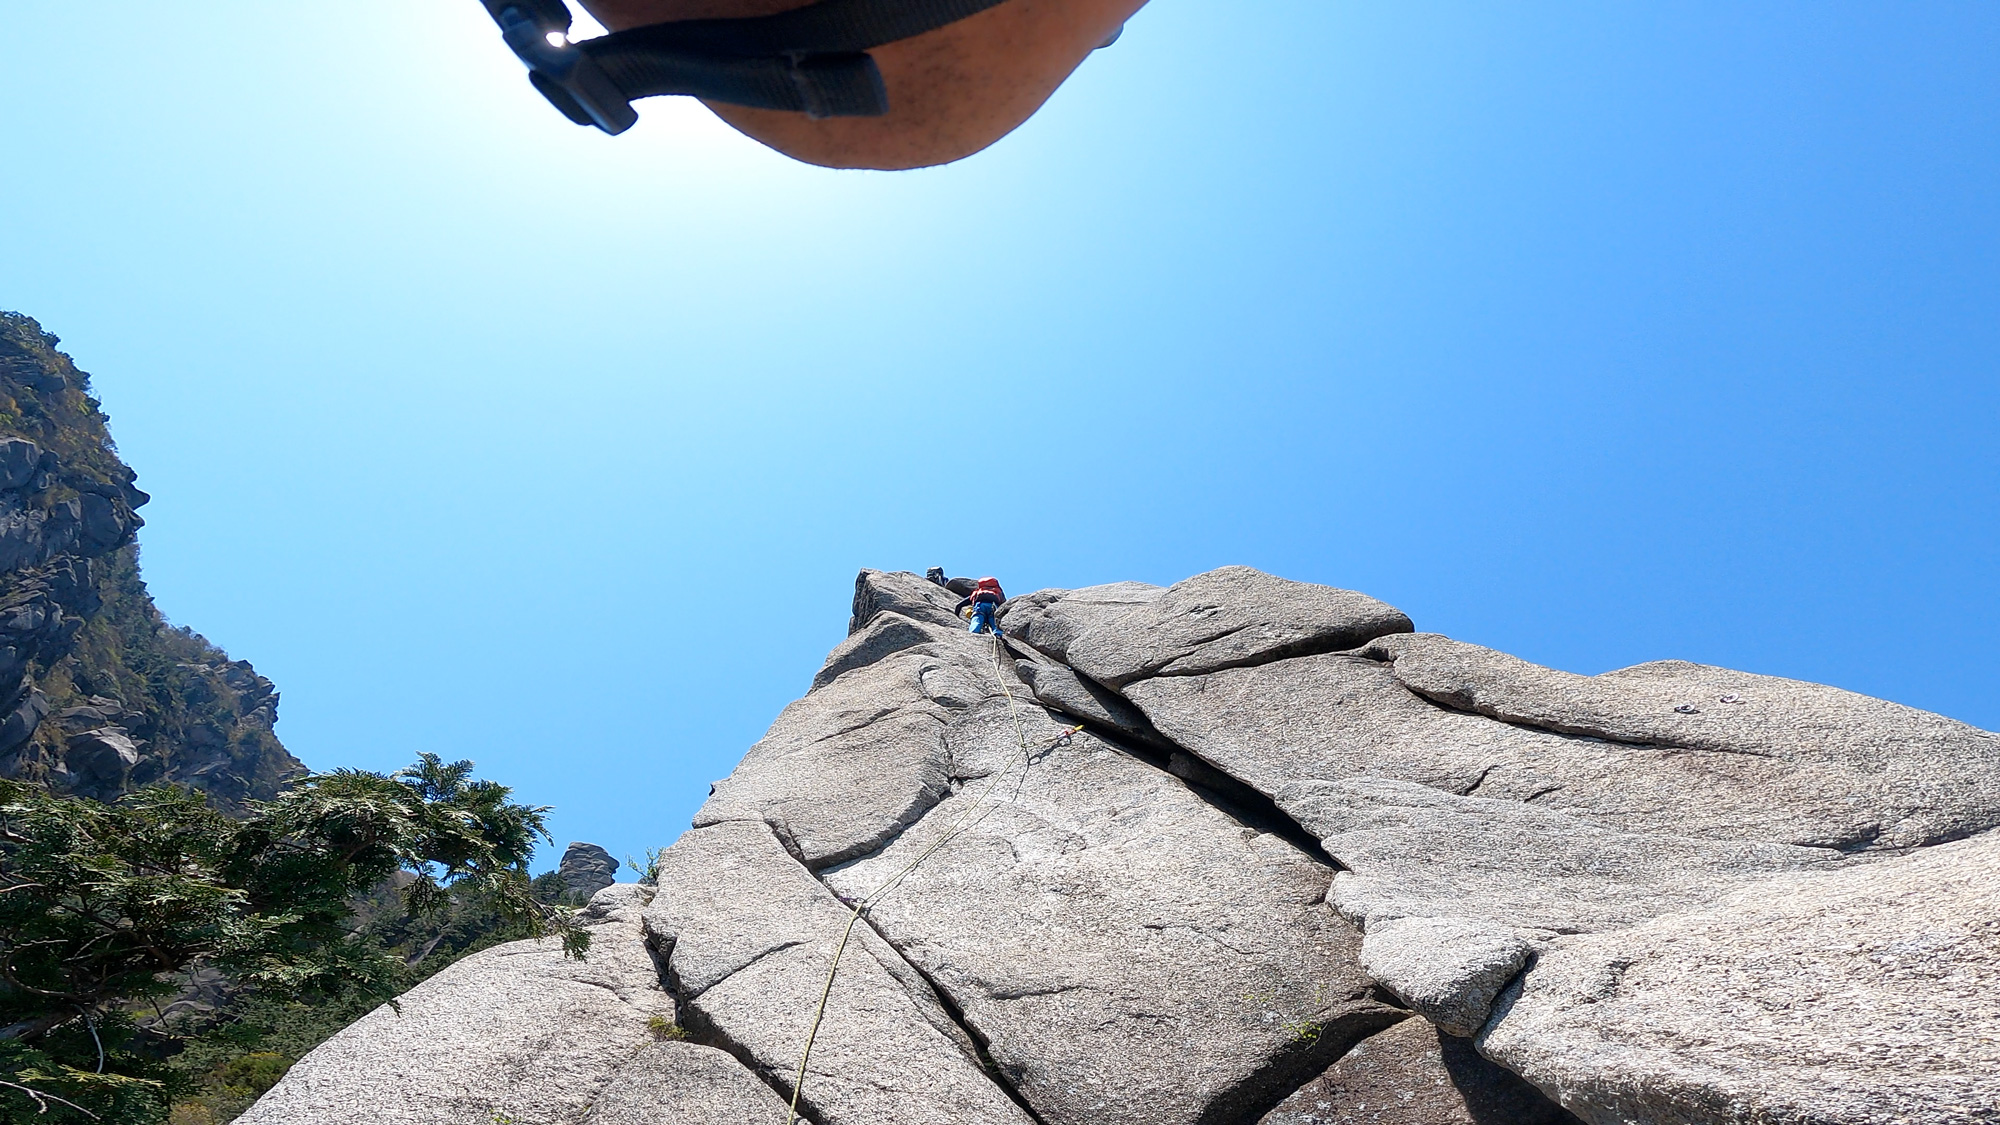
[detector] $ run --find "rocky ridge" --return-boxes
[0,312,302,808]
[241,566,2000,1125]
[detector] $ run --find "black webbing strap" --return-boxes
[483,0,1011,134]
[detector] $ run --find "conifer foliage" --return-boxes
[0,755,586,1123]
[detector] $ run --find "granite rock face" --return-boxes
[997,580,1163,660]
[558,841,621,902]
[1358,917,1535,1039]
[820,698,1402,1125]
[0,312,302,809]
[237,887,693,1125]
[692,617,968,868]
[1363,632,2000,851]
[246,566,2000,1125]
[1286,776,1841,936]
[645,820,1028,1125]
[1481,829,2000,1125]
[1058,567,1413,687]
[1261,1017,1581,1125]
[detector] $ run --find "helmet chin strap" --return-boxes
[479,0,1012,134]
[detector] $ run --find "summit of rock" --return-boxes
[243,565,2000,1125]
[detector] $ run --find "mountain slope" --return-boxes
[0,312,301,809]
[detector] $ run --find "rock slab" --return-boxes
[1359,917,1535,1038]
[824,693,1403,1125]
[645,820,1032,1125]
[237,886,731,1125]
[1061,566,1413,687]
[1262,1017,1580,1125]
[1481,829,2000,1125]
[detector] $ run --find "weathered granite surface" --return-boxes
[1127,651,1938,851]
[1365,632,2000,850]
[1262,1017,1580,1125]
[581,1040,811,1124]
[1359,917,1536,1039]
[847,567,967,635]
[238,887,683,1125]
[1005,638,1166,747]
[1482,829,2000,1125]
[1060,567,1413,687]
[244,567,2000,1125]
[645,820,1030,1125]
[1284,776,1843,935]
[824,695,1402,1125]
[998,580,1163,660]
[694,617,976,867]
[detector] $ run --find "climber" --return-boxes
[925,566,948,587]
[479,0,1148,168]
[956,576,1006,635]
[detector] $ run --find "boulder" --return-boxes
[66,726,140,782]
[1126,652,1953,852]
[77,491,129,552]
[822,694,1403,1125]
[238,886,707,1125]
[1261,1017,1581,1125]
[0,437,41,491]
[558,841,620,902]
[848,569,966,635]
[0,495,79,573]
[1359,917,1536,1038]
[997,581,1163,660]
[1061,567,1413,687]
[1364,633,2000,850]
[0,685,48,756]
[56,704,113,729]
[644,820,1033,1125]
[1481,829,2000,1125]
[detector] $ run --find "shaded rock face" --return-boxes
[558,841,620,902]
[0,313,302,809]
[247,566,2000,1125]
[1262,1017,1581,1125]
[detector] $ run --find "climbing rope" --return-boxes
[784,631,1077,1125]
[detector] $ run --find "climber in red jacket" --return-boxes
[955,576,1006,636]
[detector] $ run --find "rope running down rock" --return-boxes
[784,631,1075,1125]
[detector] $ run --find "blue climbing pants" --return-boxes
[969,602,1001,635]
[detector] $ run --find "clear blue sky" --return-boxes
[2,2,1995,869]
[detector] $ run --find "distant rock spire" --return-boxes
[557,841,619,903]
